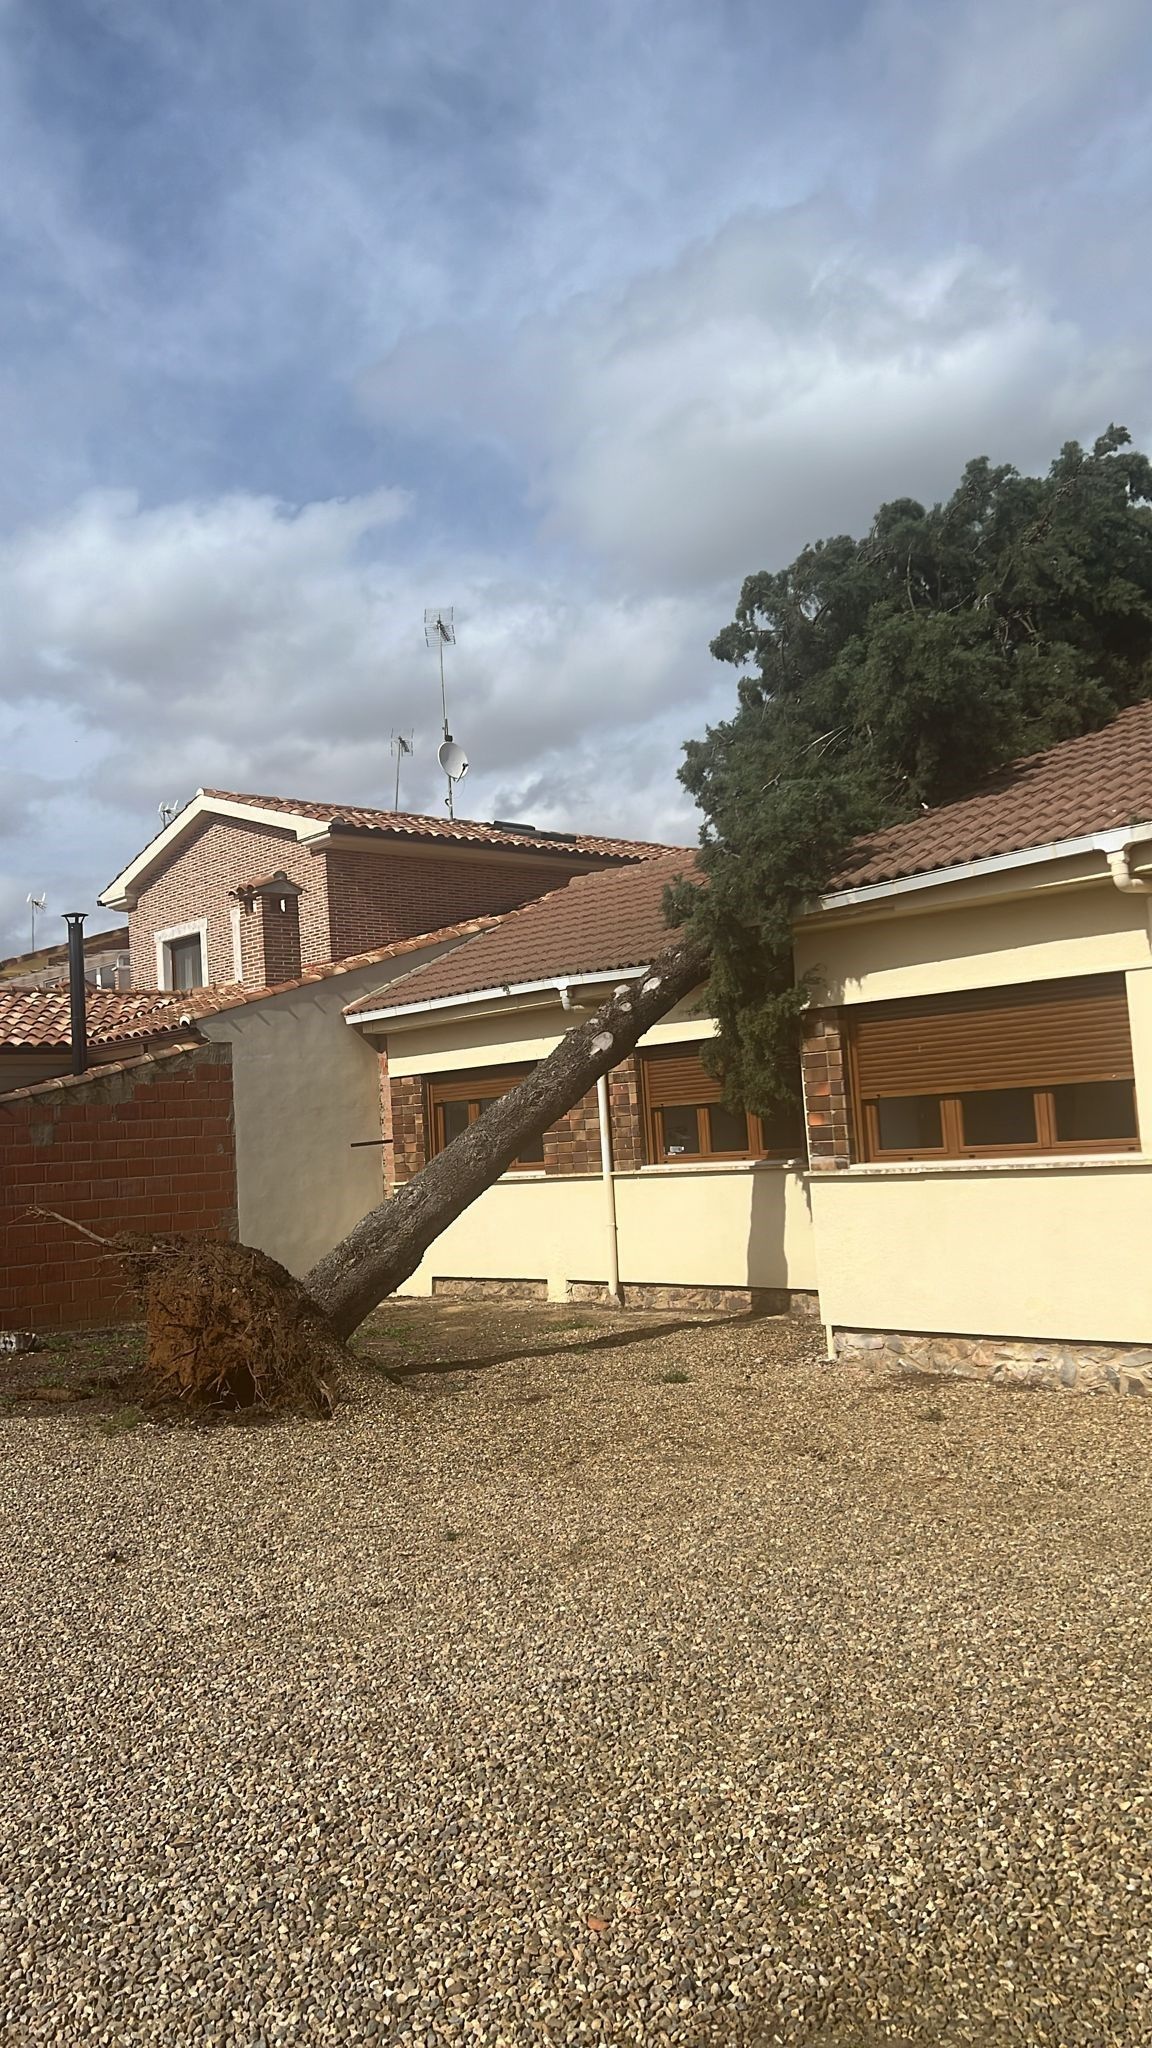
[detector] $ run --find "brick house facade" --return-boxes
[108,795,665,991]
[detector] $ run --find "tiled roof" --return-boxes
[347,852,700,1017]
[190,917,505,1015]
[0,920,506,1046]
[830,699,1152,891]
[201,789,675,862]
[0,988,204,1051]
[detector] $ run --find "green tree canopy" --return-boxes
[677,426,1152,1110]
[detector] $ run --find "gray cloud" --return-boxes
[1,0,1151,955]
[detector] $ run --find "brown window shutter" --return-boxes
[853,974,1133,1096]
[642,1044,723,1105]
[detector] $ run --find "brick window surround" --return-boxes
[801,1009,853,1170]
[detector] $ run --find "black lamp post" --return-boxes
[63,912,88,1075]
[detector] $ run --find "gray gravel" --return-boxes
[1,1302,1150,2046]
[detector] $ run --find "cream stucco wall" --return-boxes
[796,864,1152,1345]
[795,869,1152,1006]
[198,939,468,1276]
[398,1164,815,1300]
[809,1161,1152,1343]
[381,988,713,1077]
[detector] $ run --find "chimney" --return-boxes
[63,911,88,1074]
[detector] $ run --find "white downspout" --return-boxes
[1107,845,1152,950]
[557,981,622,1308]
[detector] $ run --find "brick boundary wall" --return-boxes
[801,1010,854,1170]
[0,1042,237,1332]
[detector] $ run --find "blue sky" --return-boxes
[1,0,1150,955]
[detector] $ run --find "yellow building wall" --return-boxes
[398,1165,815,1299]
[796,868,1152,1344]
[810,1162,1152,1343]
[794,872,1151,1005]
[384,990,713,1077]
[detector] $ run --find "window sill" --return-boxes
[633,1158,802,1177]
[827,1153,1151,1179]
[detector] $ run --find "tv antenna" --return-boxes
[26,892,46,953]
[158,799,181,830]
[424,606,469,817]
[390,729,414,810]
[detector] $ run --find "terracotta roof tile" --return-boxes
[0,988,204,1051]
[347,853,700,1017]
[201,788,676,862]
[830,699,1152,890]
[192,917,505,1017]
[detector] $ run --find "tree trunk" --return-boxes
[305,933,709,1339]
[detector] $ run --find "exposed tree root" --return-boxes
[125,1238,344,1417]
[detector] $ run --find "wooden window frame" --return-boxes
[425,1067,547,1174]
[848,980,1140,1164]
[639,1043,803,1166]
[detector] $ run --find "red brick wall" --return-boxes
[130,817,327,986]
[390,1074,427,1184]
[0,1044,237,1331]
[130,814,616,990]
[324,848,601,962]
[608,1056,645,1171]
[801,1009,854,1169]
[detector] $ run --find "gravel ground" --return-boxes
[1,1300,1150,2048]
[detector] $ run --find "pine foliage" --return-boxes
[675,427,1152,1110]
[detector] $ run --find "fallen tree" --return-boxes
[305,930,710,1339]
[128,927,708,1407]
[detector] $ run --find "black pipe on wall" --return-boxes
[64,912,88,1075]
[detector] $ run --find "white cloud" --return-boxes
[0,481,713,951]
[365,212,1152,586]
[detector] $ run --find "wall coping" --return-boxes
[816,1153,1152,1181]
[489,1159,802,1185]
[0,1037,207,1106]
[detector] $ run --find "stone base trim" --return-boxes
[568,1280,815,1316]
[834,1327,1152,1397]
[431,1277,548,1302]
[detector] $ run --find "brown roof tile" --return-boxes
[201,788,676,862]
[347,852,700,1017]
[192,917,505,1017]
[0,988,206,1051]
[829,699,1152,891]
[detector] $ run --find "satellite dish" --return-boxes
[437,739,469,781]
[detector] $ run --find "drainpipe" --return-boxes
[1107,845,1152,946]
[557,981,622,1308]
[63,911,88,1076]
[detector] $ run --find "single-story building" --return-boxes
[339,703,1152,1393]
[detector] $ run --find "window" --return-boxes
[426,1068,546,1173]
[166,933,205,990]
[641,1042,805,1164]
[851,974,1139,1161]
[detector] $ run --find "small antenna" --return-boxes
[424,606,468,817]
[26,892,46,953]
[390,730,414,810]
[158,799,181,830]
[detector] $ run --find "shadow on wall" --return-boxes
[745,1164,813,1299]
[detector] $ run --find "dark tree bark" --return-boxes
[305,933,710,1339]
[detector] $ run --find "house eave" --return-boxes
[811,822,1152,917]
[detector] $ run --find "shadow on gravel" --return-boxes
[375,1315,741,1378]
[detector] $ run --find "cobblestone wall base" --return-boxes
[834,1328,1152,1397]
[567,1281,818,1316]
